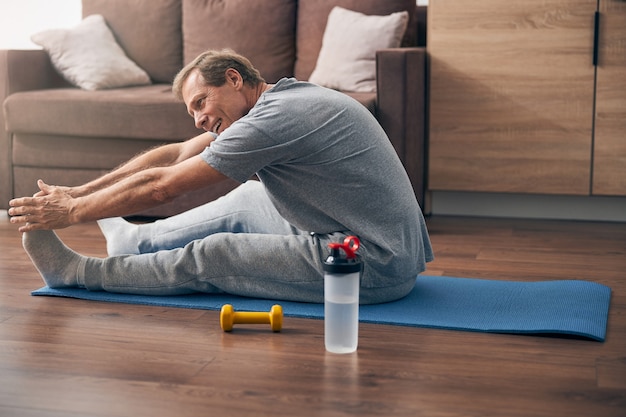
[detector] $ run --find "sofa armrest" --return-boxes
[376,47,427,209]
[0,49,68,209]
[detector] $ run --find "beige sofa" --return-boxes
[0,0,427,217]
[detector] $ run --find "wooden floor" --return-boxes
[0,211,625,417]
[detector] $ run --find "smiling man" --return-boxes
[8,49,433,304]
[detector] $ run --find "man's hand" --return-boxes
[8,180,78,232]
[32,184,83,198]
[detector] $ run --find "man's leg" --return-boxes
[98,180,295,255]
[23,230,322,301]
[23,229,415,304]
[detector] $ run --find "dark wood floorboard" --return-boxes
[1,211,625,417]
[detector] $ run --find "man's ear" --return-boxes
[225,68,243,89]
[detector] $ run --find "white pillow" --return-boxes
[31,15,151,91]
[309,7,409,93]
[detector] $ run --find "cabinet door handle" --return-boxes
[593,11,600,66]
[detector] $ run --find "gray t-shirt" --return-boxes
[201,78,433,287]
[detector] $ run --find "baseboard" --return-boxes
[429,191,626,222]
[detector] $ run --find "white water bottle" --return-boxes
[323,236,362,354]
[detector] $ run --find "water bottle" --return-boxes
[323,236,362,354]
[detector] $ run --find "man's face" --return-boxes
[182,68,248,134]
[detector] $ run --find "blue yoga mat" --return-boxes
[32,275,611,341]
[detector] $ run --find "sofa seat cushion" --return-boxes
[12,133,172,170]
[182,0,296,83]
[4,84,201,140]
[82,0,182,84]
[295,0,417,81]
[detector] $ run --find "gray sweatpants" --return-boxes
[81,181,414,304]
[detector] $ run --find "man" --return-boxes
[8,49,432,304]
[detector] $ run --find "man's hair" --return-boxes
[172,49,265,100]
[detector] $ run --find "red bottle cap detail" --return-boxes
[328,236,360,259]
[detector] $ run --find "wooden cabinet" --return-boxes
[428,0,626,196]
[593,0,626,195]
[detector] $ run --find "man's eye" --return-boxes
[197,98,204,107]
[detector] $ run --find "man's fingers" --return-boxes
[9,209,50,230]
[17,222,44,233]
[9,197,27,208]
[8,204,29,218]
[8,205,36,221]
[8,197,51,225]
[9,196,43,212]
[9,211,33,226]
[37,179,52,194]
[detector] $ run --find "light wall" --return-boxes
[0,0,82,49]
[0,0,426,50]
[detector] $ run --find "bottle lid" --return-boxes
[323,236,362,274]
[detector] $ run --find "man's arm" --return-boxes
[9,133,226,232]
[71,155,228,223]
[63,131,217,198]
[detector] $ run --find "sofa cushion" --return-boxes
[4,85,201,140]
[295,0,417,81]
[182,0,296,83]
[82,0,182,84]
[309,7,408,93]
[31,15,152,91]
[12,133,171,170]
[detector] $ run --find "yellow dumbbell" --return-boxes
[220,304,283,332]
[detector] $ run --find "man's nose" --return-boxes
[194,113,207,130]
